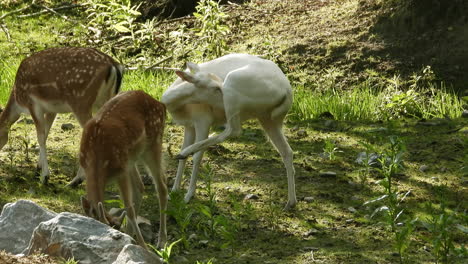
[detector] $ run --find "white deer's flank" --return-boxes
[161,53,297,209]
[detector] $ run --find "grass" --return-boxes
[1,65,467,263]
[0,1,467,263]
[121,69,174,100]
[1,58,463,123]
[0,59,18,103]
[292,82,463,122]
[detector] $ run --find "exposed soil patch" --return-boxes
[223,0,468,91]
[0,251,59,264]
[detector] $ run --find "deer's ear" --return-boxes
[186,62,200,73]
[176,71,197,84]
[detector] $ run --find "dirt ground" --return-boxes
[0,251,59,264]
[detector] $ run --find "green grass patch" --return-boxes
[0,59,18,104]
[291,82,463,122]
[121,69,175,100]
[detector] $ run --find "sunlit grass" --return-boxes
[291,82,463,121]
[0,59,19,105]
[418,84,464,119]
[121,69,175,100]
[292,83,382,121]
[1,63,463,122]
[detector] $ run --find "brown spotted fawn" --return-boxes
[0,47,123,184]
[80,90,167,250]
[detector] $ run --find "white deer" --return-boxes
[80,90,167,250]
[161,53,297,209]
[0,47,123,184]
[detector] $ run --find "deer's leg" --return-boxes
[73,109,92,128]
[44,113,56,139]
[0,97,22,150]
[172,126,195,192]
[118,172,148,250]
[185,121,210,203]
[177,112,241,159]
[130,164,144,215]
[38,113,56,171]
[67,109,93,186]
[259,117,297,210]
[30,108,50,184]
[122,164,144,239]
[143,141,167,248]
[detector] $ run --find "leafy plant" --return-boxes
[197,204,217,238]
[356,140,379,184]
[265,189,282,230]
[83,0,157,64]
[394,218,418,263]
[149,238,182,264]
[18,125,31,162]
[409,65,436,89]
[363,136,415,263]
[380,75,423,120]
[196,163,222,239]
[421,189,467,264]
[368,136,407,231]
[422,201,456,264]
[214,214,237,252]
[6,129,17,170]
[323,138,341,161]
[166,191,194,249]
[192,0,230,58]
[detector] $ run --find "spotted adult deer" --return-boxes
[161,54,297,209]
[0,47,123,184]
[80,90,167,250]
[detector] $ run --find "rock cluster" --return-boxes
[0,200,162,264]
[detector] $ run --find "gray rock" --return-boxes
[188,233,198,241]
[199,240,209,246]
[303,228,319,237]
[244,194,259,200]
[462,109,468,118]
[304,247,319,251]
[319,171,337,177]
[113,244,162,264]
[25,212,135,264]
[419,165,429,172]
[171,255,189,263]
[136,216,153,243]
[61,123,75,131]
[297,129,308,137]
[0,200,57,254]
[323,120,334,128]
[303,197,314,202]
[347,207,357,213]
[367,127,387,133]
